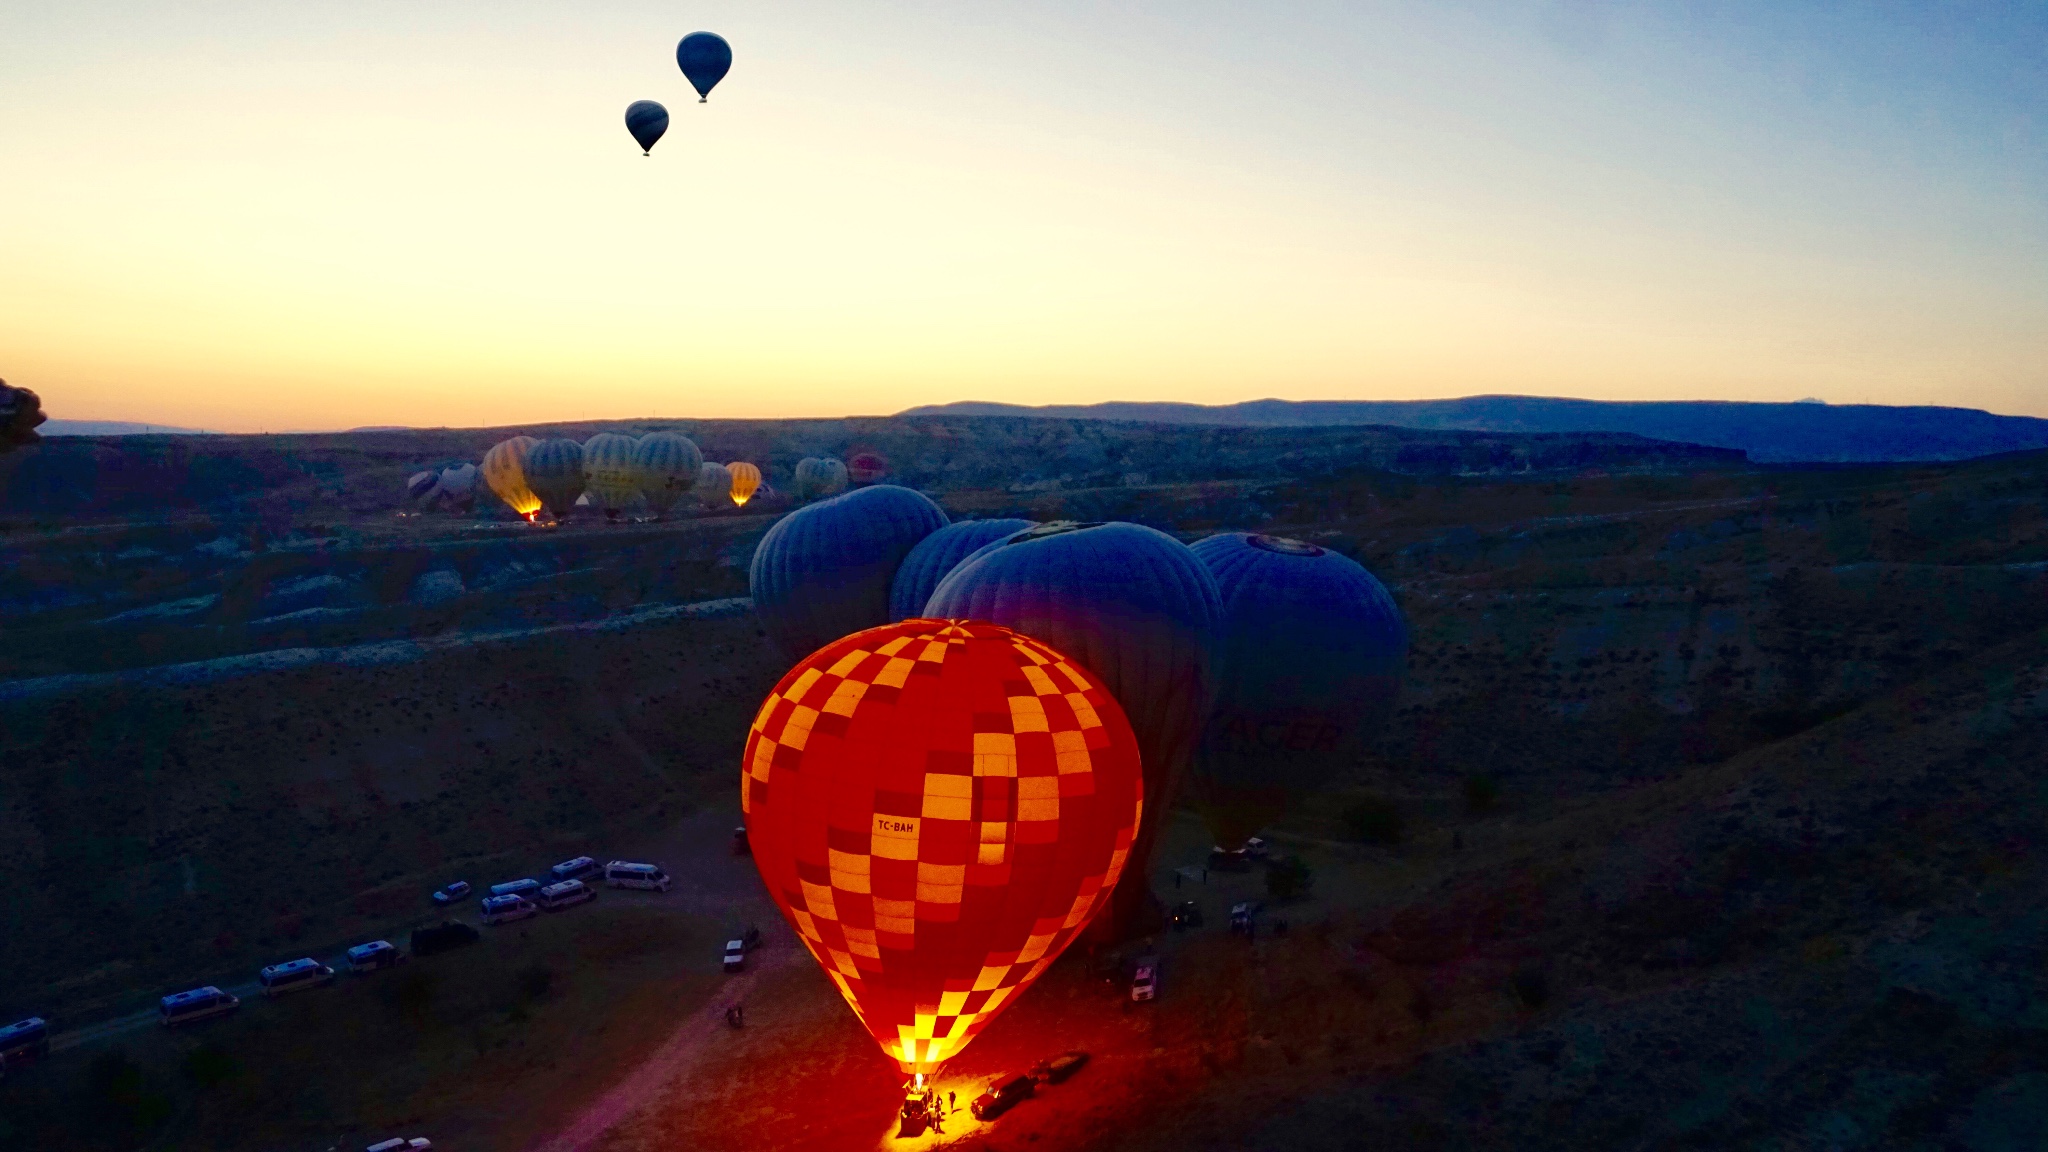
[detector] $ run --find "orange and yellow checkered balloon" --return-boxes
[742,618,1144,1074]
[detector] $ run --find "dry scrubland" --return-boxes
[3,416,2047,1150]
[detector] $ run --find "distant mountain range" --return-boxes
[899,396,2048,464]
[43,420,211,436]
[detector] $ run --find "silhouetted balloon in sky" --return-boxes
[676,32,732,102]
[633,431,702,515]
[1187,533,1405,848]
[582,432,640,519]
[749,484,949,661]
[729,461,761,506]
[524,437,586,520]
[925,521,1220,939]
[624,99,668,155]
[480,435,541,518]
[0,380,45,454]
[888,518,1034,622]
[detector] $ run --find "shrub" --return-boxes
[1266,855,1313,902]
[1343,796,1404,845]
[1463,774,1500,814]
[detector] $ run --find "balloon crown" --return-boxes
[1006,520,1106,544]
[1248,533,1325,557]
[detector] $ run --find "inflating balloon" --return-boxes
[524,438,587,521]
[888,519,1034,622]
[848,450,889,486]
[633,431,702,515]
[676,32,732,102]
[698,461,732,509]
[624,100,669,155]
[0,380,44,454]
[1188,533,1406,849]
[793,456,849,502]
[750,485,949,661]
[480,436,542,519]
[728,461,762,506]
[925,522,1219,939]
[743,618,1143,1075]
[405,469,441,503]
[437,462,479,511]
[583,433,641,519]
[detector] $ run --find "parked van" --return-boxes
[259,958,336,998]
[536,879,595,911]
[550,856,600,883]
[346,940,405,973]
[971,1072,1035,1120]
[160,986,240,1028]
[604,860,671,891]
[488,878,541,901]
[0,1017,50,1069]
[481,894,538,926]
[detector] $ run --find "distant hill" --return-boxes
[899,396,2048,463]
[43,419,210,436]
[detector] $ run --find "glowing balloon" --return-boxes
[888,519,1034,622]
[524,438,586,520]
[624,99,668,154]
[1188,533,1406,848]
[676,32,732,102]
[743,618,1143,1075]
[634,431,703,515]
[583,433,641,519]
[481,436,542,519]
[749,485,949,660]
[698,461,732,508]
[728,461,762,506]
[925,522,1219,938]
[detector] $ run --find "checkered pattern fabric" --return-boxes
[743,617,1145,1074]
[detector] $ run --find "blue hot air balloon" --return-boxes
[676,32,732,102]
[625,100,669,155]
[749,484,949,661]
[925,521,1220,939]
[887,518,1034,622]
[1187,533,1406,849]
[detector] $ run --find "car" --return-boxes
[1130,959,1159,1002]
[723,939,747,972]
[258,957,336,997]
[365,1139,433,1151]
[731,826,750,856]
[160,986,240,1028]
[550,856,600,883]
[1030,1050,1089,1085]
[971,1072,1035,1120]
[481,894,539,925]
[0,1017,51,1070]
[604,860,671,891]
[1208,845,1254,872]
[410,920,480,957]
[1230,900,1264,934]
[1244,836,1270,861]
[346,940,406,973]
[537,878,596,911]
[430,880,471,906]
[1170,900,1203,929]
[488,878,542,901]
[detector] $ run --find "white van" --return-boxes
[160,986,240,1027]
[603,861,671,892]
[480,894,538,926]
[536,879,595,911]
[259,958,336,998]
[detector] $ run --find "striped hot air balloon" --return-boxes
[633,431,703,516]
[480,436,542,519]
[728,461,762,507]
[582,433,640,520]
[524,438,586,521]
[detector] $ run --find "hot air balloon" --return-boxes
[405,469,441,503]
[0,380,45,454]
[698,461,732,509]
[848,450,889,486]
[888,519,1034,622]
[1188,533,1406,849]
[583,433,641,520]
[437,462,479,511]
[794,456,850,502]
[743,618,1143,1076]
[925,522,1220,939]
[676,31,732,102]
[481,436,542,519]
[749,485,949,661]
[633,431,703,516]
[624,99,669,155]
[524,437,586,521]
[728,461,762,506]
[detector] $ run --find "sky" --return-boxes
[2,1,2045,431]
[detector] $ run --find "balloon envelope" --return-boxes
[634,431,702,514]
[698,461,732,508]
[624,99,669,154]
[524,438,587,520]
[481,436,542,517]
[793,456,850,502]
[743,618,1144,1075]
[676,32,732,101]
[889,519,1035,622]
[925,521,1220,938]
[1188,533,1406,848]
[749,485,949,661]
[848,450,889,486]
[405,469,440,502]
[583,433,641,517]
[728,461,762,506]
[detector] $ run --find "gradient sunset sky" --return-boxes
[3,2,2044,431]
